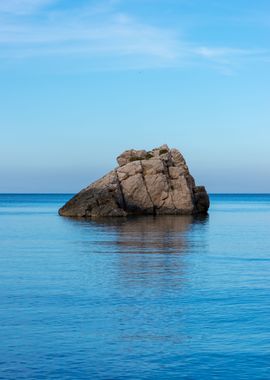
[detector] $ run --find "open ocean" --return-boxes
[0,194,270,379]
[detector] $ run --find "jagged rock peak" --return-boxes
[59,145,210,217]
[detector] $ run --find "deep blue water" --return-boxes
[0,194,270,379]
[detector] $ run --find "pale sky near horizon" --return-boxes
[1,0,269,193]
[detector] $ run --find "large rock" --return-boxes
[59,145,210,217]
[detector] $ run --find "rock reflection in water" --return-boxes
[90,215,208,255]
[95,215,194,254]
[63,215,208,288]
[94,215,207,287]
[66,214,208,255]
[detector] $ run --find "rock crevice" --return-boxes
[59,145,210,217]
[115,169,127,212]
[139,160,155,213]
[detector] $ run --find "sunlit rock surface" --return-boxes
[59,145,209,217]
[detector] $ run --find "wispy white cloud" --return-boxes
[192,45,270,68]
[0,0,55,14]
[0,0,268,72]
[0,2,179,65]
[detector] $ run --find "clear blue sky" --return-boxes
[1,0,269,193]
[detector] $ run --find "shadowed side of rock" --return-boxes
[59,145,210,217]
[59,170,127,217]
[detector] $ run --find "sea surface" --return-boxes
[0,194,270,379]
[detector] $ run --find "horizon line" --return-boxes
[1,192,269,195]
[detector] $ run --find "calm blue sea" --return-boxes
[0,194,270,379]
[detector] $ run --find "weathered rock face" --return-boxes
[59,145,210,217]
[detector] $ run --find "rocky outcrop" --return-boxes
[59,145,209,217]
